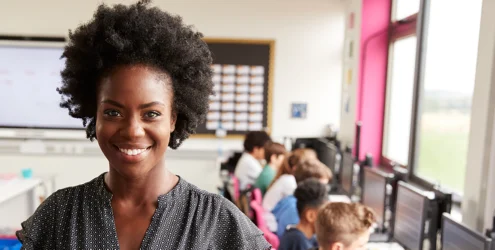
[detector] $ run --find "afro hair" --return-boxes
[57,0,213,149]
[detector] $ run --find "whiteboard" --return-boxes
[0,42,83,129]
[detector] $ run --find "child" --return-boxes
[313,203,376,250]
[262,148,318,212]
[278,178,329,250]
[255,142,287,195]
[272,159,332,238]
[234,131,272,190]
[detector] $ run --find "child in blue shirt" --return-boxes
[278,178,329,250]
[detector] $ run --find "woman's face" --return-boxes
[95,65,177,178]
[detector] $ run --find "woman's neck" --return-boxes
[296,221,315,239]
[105,162,178,205]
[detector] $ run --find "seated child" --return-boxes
[313,202,376,250]
[272,158,332,238]
[278,178,329,250]
[234,131,272,190]
[263,148,318,212]
[255,142,287,195]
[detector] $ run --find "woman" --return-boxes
[16,1,271,249]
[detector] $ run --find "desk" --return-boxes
[329,194,352,203]
[0,178,41,213]
[366,242,404,250]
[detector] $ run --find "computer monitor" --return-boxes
[442,213,492,250]
[394,181,437,250]
[340,151,354,196]
[314,139,338,175]
[292,137,318,150]
[362,167,393,232]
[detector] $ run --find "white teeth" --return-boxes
[119,148,147,156]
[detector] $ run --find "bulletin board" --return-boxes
[193,38,274,138]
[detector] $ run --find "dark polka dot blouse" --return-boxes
[17,173,271,250]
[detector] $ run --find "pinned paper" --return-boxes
[223,65,236,75]
[236,103,249,112]
[236,76,250,84]
[222,93,235,102]
[248,122,263,131]
[250,94,263,103]
[211,64,222,74]
[236,84,249,93]
[235,112,248,121]
[249,103,264,112]
[209,94,220,101]
[251,66,265,75]
[250,85,263,94]
[221,112,235,120]
[209,102,220,110]
[235,122,248,131]
[213,83,221,92]
[221,102,235,111]
[221,121,234,130]
[250,76,264,85]
[236,94,249,102]
[212,74,221,83]
[206,121,219,130]
[249,113,263,122]
[222,75,235,84]
[207,112,220,120]
[237,65,250,75]
[222,83,235,92]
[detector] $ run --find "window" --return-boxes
[393,0,420,21]
[382,0,419,167]
[413,0,482,193]
[382,36,417,165]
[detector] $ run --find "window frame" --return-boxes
[386,0,464,204]
[381,2,419,170]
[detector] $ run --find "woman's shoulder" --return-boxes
[16,174,106,248]
[180,179,271,249]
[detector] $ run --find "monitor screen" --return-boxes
[394,181,428,250]
[362,168,387,229]
[0,41,84,129]
[340,152,353,195]
[442,213,491,250]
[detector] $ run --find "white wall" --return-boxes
[0,0,344,139]
[0,0,345,191]
[462,0,495,231]
[339,0,362,147]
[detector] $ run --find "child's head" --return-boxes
[268,148,318,189]
[281,148,318,175]
[316,203,376,250]
[293,158,332,184]
[294,178,329,227]
[243,131,272,160]
[264,142,287,169]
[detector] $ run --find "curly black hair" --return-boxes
[294,178,329,216]
[57,0,213,149]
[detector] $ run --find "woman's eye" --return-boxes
[103,109,121,117]
[145,111,161,118]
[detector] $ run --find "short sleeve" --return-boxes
[209,199,272,250]
[16,191,62,250]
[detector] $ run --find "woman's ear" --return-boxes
[170,111,177,132]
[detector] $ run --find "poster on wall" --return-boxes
[194,39,274,137]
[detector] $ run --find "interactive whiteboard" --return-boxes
[0,41,83,129]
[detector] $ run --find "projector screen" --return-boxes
[0,41,83,129]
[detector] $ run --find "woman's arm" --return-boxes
[208,198,271,250]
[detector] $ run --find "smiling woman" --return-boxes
[15,1,271,249]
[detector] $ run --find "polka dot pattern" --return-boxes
[16,173,271,249]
